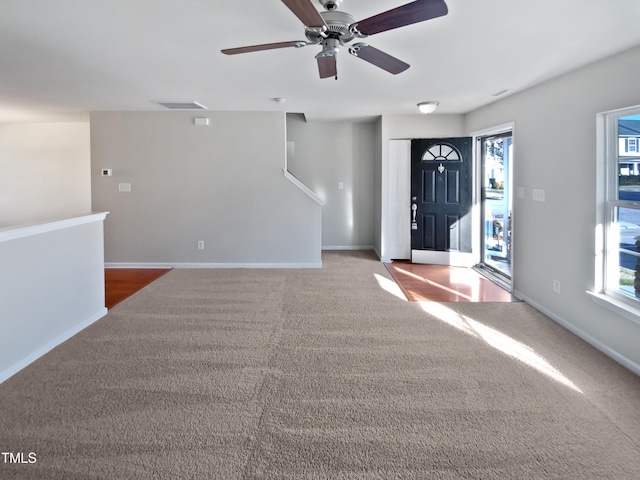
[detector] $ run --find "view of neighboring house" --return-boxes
[619,118,640,176]
[619,118,640,156]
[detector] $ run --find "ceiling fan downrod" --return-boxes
[319,0,342,11]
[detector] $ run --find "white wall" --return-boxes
[0,214,107,382]
[465,44,640,371]
[286,114,376,249]
[0,122,91,227]
[378,114,466,262]
[91,111,321,267]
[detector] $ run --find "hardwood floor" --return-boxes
[105,269,171,308]
[385,262,517,302]
[105,262,515,309]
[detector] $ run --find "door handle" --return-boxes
[411,197,418,230]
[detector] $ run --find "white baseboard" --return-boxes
[106,262,322,269]
[411,249,475,267]
[514,290,640,377]
[0,307,108,384]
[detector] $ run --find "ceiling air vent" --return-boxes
[156,101,208,110]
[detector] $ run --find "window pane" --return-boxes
[618,251,638,297]
[618,207,640,250]
[618,116,640,201]
[615,206,640,298]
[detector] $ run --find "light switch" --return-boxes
[516,187,525,199]
[118,183,132,192]
[338,182,344,190]
[532,188,545,202]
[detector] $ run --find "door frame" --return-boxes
[471,122,516,291]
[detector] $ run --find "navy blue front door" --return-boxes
[411,137,472,253]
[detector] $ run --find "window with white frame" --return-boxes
[602,107,640,311]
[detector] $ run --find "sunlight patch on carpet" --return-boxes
[373,273,407,301]
[419,302,584,394]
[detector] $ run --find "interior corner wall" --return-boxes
[464,44,640,371]
[286,114,376,249]
[378,114,466,262]
[373,117,383,259]
[0,122,91,227]
[90,111,321,266]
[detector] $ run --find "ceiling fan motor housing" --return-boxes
[306,10,357,45]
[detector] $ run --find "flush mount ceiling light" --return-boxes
[417,101,439,114]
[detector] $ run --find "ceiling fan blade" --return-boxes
[317,55,337,79]
[353,0,448,36]
[221,41,306,55]
[281,0,326,28]
[349,44,409,74]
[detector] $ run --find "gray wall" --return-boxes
[0,122,91,227]
[465,44,640,371]
[374,117,383,258]
[286,114,376,249]
[91,111,321,266]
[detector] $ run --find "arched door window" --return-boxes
[421,143,462,162]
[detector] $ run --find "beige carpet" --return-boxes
[1,250,640,479]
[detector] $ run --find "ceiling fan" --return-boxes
[221,0,448,79]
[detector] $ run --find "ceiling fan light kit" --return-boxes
[418,101,439,113]
[222,0,448,79]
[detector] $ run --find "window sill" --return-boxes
[587,290,640,326]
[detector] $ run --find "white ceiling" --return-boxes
[1,0,640,122]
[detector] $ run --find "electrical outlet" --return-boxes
[553,279,561,294]
[197,240,205,250]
